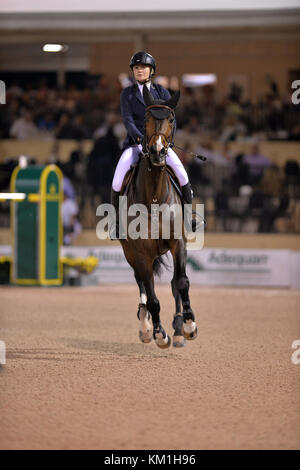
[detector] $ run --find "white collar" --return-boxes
[137,81,151,96]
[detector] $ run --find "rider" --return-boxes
[111,51,196,237]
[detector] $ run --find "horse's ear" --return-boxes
[164,90,180,109]
[143,85,155,107]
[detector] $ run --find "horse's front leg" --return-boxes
[135,272,152,344]
[171,274,185,348]
[172,240,197,342]
[143,273,171,349]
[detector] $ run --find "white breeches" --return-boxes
[112,145,189,192]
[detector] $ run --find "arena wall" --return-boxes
[1,140,300,167]
[1,229,299,250]
[91,37,300,102]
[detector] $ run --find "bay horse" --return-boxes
[118,85,197,349]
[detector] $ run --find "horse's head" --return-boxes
[143,85,180,167]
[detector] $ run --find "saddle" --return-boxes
[120,155,206,229]
[120,154,183,204]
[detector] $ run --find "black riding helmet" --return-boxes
[129,51,156,75]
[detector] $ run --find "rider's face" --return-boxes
[133,64,151,82]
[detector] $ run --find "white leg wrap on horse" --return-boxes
[112,145,142,192]
[183,320,197,333]
[155,331,168,345]
[166,148,189,186]
[140,293,147,305]
[138,303,152,343]
[140,312,152,332]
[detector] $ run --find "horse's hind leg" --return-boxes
[135,272,152,344]
[171,240,197,342]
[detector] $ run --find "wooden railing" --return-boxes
[0,138,300,167]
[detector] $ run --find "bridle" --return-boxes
[142,104,175,158]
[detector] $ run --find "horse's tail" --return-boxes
[153,255,170,278]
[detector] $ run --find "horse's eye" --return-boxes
[169,118,174,124]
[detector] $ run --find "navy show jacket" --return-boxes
[120,83,175,150]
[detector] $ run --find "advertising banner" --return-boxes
[1,245,298,288]
[60,246,292,288]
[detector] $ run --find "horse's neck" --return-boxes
[136,156,169,205]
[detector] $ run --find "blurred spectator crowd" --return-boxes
[180,142,300,234]
[0,77,125,141]
[1,75,300,142]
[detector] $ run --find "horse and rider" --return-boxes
[111,51,197,237]
[109,51,200,348]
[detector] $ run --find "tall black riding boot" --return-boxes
[110,189,120,239]
[181,182,197,232]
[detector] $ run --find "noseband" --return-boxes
[143,104,175,158]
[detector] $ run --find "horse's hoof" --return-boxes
[183,327,197,340]
[183,321,198,341]
[138,306,153,344]
[139,329,153,343]
[155,333,171,349]
[173,335,185,348]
